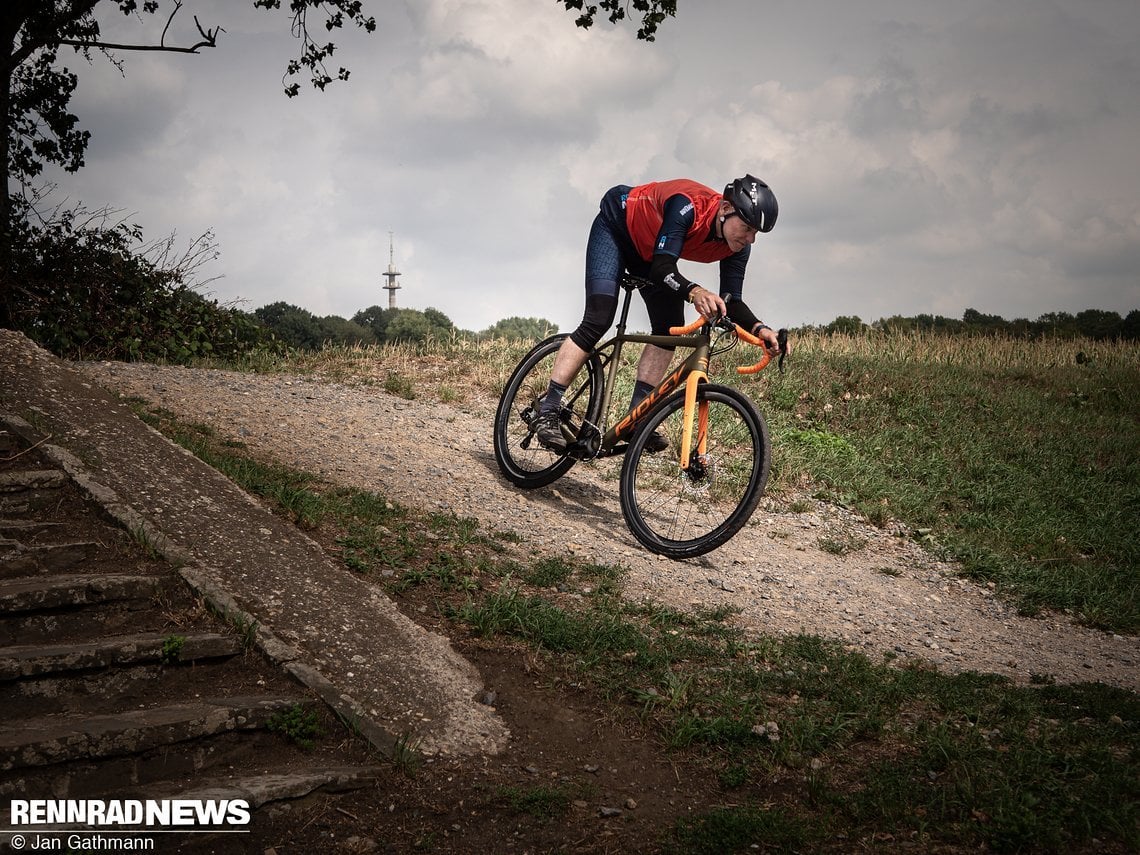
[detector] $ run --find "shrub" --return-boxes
[1,199,267,362]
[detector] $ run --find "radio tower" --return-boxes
[382,232,402,309]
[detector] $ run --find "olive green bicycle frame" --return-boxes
[575,280,715,470]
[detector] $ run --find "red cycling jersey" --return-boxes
[623,179,733,264]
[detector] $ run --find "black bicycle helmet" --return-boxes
[723,174,778,233]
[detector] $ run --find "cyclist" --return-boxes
[534,174,782,453]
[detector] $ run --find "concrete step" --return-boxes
[0,573,175,646]
[0,645,277,718]
[0,432,19,455]
[0,695,308,772]
[0,519,66,538]
[0,540,98,577]
[0,469,69,492]
[0,572,168,613]
[0,631,242,681]
[0,469,69,515]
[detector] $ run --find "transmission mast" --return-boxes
[382,232,402,309]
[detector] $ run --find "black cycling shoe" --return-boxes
[643,429,669,453]
[532,410,569,453]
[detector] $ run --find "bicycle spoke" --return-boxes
[620,385,769,558]
[493,336,602,489]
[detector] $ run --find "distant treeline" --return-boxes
[251,302,558,349]
[257,303,1140,351]
[812,308,1139,340]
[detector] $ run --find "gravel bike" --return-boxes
[493,274,785,559]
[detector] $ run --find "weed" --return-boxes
[159,634,185,664]
[817,534,867,555]
[522,556,576,588]
[391,732,421,775]
[135,350,1140,854]
[223,610,259,650]
[129,524,162,559]
[382,373,416,400]
[267,703,322,748]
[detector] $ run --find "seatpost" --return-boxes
[596,278,638,434]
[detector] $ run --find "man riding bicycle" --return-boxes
[533,174,783,453]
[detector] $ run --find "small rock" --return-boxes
[598,806,623,818]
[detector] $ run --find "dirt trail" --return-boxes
[79,360,1138,692]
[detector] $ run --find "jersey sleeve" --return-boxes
[653,193,697,258]
[648,193,700,295]
[718,245,750,302]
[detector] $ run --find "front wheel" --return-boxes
[619,384,770,559]
[493,334,603,489]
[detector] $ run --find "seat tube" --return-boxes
[596,284,636,438]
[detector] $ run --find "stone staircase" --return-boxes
[0,428,385,847]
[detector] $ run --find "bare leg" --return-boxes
[550,337,590,386]
[635,343,673,387]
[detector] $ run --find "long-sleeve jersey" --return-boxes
[599,179,751,301]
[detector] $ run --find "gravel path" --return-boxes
[79,360,1139,691]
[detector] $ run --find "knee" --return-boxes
[569,293,617,351]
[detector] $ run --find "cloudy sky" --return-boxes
[41,0,1140,333]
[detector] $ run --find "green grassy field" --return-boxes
[742,332,1140,635]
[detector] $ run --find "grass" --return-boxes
[139,332,1139,853]
[733,331,1140,633]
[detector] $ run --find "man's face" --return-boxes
[722,208,759,252]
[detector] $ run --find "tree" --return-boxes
[381,307,457,344]
[318,313,374,346]
[351,304,390,340]
[962,307,1006,332]
[3,1,675,234]
[480,316,558,341]
[825,315,865,335]
[0,2,376,247]
[254,301,326,349]
[1073,309,1123,340]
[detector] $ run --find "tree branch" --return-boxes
[58,1,223,56]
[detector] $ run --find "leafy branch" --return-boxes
[559,0,678,41]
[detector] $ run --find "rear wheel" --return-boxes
[493,334,603,489]
[619,384,769,558]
